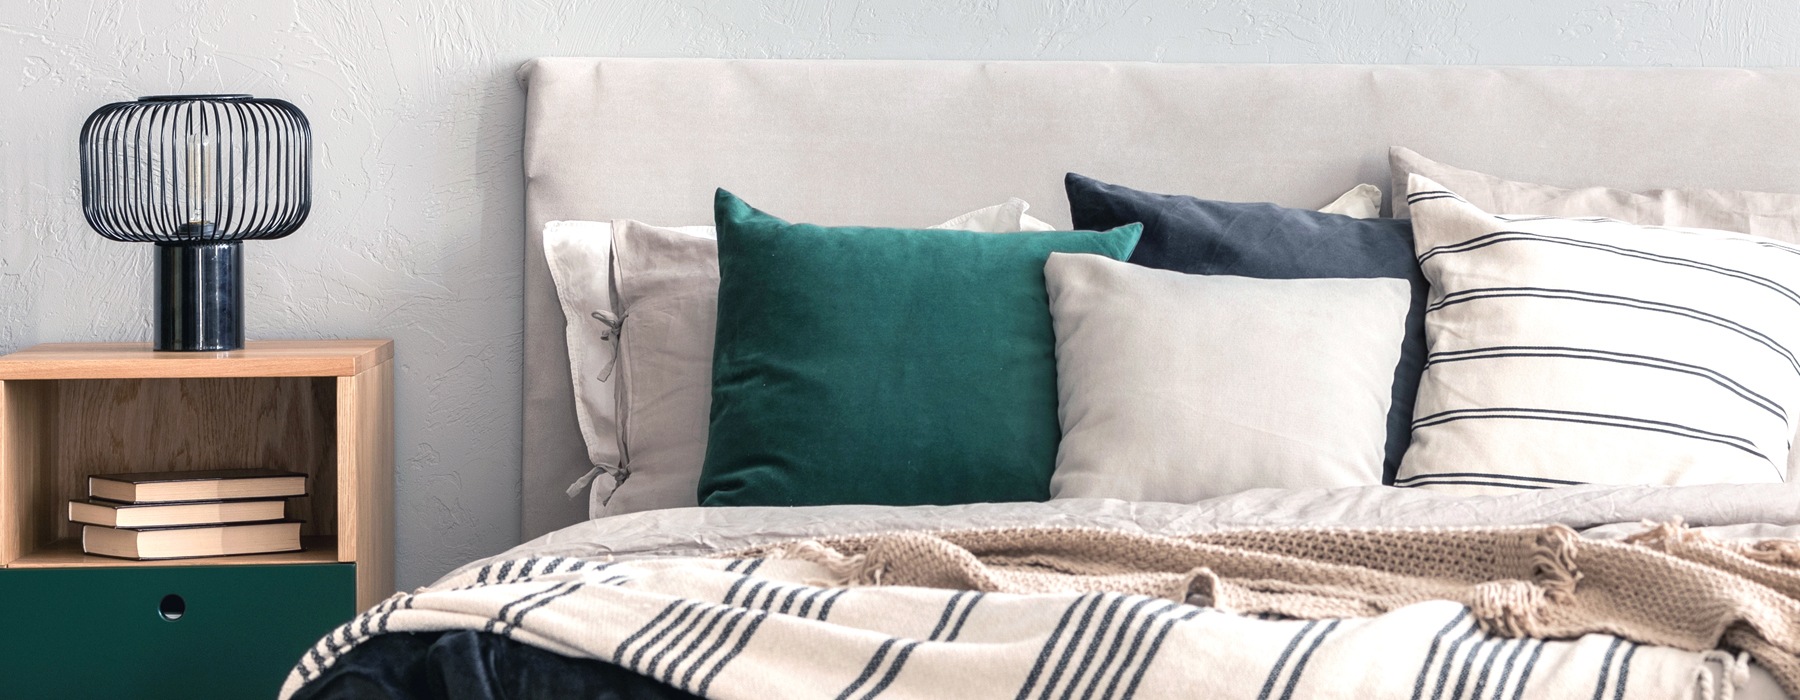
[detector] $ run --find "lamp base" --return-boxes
[154,242,244,352]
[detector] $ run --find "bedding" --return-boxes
[495,58,1800,700]
[290,632,701,700]
[546,200,1054,517]
[1388,147,1800,236]
[287,483,1800,700]
[1044,253,1410,500]
[1322,183,1383,219]
[1389,147,1800,483]
[560,186,1389,519]
[544,219,713,507]
[1399,176,1800,494]
[1065,173,1427,485]
[699,190,1140,507]
[293,617,1765,700]
[288,526,1795,700]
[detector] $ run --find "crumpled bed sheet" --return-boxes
[457,483,1800,578]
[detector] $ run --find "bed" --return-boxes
[283,59,1800,699]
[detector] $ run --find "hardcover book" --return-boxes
[87,468,307,504]
[81,520,303,560]
[68,498,287,528]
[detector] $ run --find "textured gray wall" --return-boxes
[3,0,1797,589]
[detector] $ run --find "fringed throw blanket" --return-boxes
[282,523,1800,699]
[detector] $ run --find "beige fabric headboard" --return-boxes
[519,58,1800,539]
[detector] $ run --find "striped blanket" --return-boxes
[281,525,1786,700]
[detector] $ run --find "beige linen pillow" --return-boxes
[1389,147,1800,237]
[544,219,711,504]
[1045,252,1410,502]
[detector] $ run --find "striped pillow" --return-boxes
[1397,175,1800,494]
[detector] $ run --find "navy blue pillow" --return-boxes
[1065,173,1425,484]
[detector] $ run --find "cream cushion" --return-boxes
[1046,252,1409,502]
[1389,147,1800,236]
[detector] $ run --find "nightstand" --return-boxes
[0,340,394,698]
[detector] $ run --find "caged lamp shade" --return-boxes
[79,94,311,351]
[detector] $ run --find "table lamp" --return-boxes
[79,94,311,351]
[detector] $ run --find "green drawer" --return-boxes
[0,563,356,699]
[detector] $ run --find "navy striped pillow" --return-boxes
[1398,175,1800,493]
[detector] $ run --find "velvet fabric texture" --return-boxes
[1064,173,1425,483]
[600,205,1051,519]
[699,190,1141,507]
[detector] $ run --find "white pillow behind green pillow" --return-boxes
[1045,252,1411,502]
[547,198,1055,517]
[597,200,1055,517]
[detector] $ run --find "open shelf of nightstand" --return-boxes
[0,340,393,608]
[6,535,340,568]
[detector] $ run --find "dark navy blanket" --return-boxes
[289,630,701,700]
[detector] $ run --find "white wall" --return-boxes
[4,0,1797,589]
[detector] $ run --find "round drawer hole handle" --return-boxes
[159,594,186,621]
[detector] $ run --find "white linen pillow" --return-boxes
[1320,183,1382,219]
[543,220,712,505]
[1398,174,1800,494]
[546,199,1053,517]
[1045,252,1409,502]
[543,215,705,482]
[1389,147,1800,237]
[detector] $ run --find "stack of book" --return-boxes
[70,468,307,560]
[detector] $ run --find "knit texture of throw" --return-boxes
[745,522,1800,695]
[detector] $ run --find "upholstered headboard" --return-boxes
[518,58,1800,538]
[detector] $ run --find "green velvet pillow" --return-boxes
[699,190,1142,507]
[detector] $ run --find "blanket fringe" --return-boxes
[1470,580,1543,637]
[1627,518,1800,568]
[1533,525,1582,603]
[1742,539,1800,567]
[1624,517,1700,549]
[762,541,876,586]
[1462,526,1581,637]
[1183,569,1221,609]
[1694,650,1751,700]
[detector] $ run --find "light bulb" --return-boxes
[201,132,214,225]
[185,130,214,225]
[184,132,198,223]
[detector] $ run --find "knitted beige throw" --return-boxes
[743,522,1800,697]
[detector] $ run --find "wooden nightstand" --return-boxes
[0,340,394,698]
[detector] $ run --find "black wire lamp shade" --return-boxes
[79,94,312,351]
